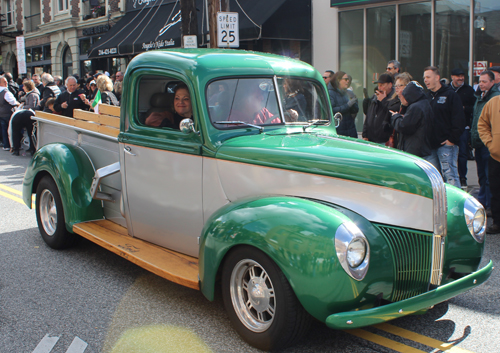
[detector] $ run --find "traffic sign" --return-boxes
[217,12,239,48]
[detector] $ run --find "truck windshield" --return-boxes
[207,77,330,129]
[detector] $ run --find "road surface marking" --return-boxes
[346,328,426,352]
[0,183,21,195]
[374,323,475,353]
[0,182,35,207]
[66,336,88,353]
[32,334,59,353]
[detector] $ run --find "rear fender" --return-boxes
[199,196,389,321]
[23,143,104,232]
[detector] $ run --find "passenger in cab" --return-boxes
[159,83,193,129]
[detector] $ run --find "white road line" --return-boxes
[66,336,88,353]
[32,334,59,353]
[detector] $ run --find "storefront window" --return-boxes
[43,45,51,60]
[399,2,432,85]
[339,10,364,132]
[473,0,500,80]
[367,6,395,85]
[63,46,73,79]
[435,0,471,81]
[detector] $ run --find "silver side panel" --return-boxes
[35,119,126,227]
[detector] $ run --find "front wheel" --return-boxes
[222,246,312,351]
[36,176,77,249]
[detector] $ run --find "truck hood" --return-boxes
[216,132,433,199]
[213,132,435,232]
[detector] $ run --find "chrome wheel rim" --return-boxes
[230,259,275,332]
[39,189,57,236]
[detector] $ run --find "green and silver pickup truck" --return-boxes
[23,49,492,351]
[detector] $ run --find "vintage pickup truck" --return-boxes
[23,49,492,351]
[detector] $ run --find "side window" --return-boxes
[137,75,192,130]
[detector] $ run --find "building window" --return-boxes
[4,0,13,25]
[399,2,432,84]
[59,0,69,11]
[63,46,73,79]
[473,0,500,80]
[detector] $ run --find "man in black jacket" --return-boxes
[450,68,476,187]
[390,81,433,157]
[362,73,400,144]
[53,76,88,117]
[39,73,61,111]
[423,66,465,187]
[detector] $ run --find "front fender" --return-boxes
[199,196,394,321]
[23,143,104,232]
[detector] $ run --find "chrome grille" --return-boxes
[376,225,433,302]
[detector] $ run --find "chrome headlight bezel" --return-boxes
[464,197,486,243]
[335,222,370,281]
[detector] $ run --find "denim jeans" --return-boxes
[424,145,461,187]
[475,146,491,209]
[489,157,500,224]
[0,116,10,149]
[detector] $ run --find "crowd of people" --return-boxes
[0,70,123,156]
[324,61,500,234]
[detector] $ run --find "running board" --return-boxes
[73,220,199,290]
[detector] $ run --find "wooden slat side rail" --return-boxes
[73,220,200,290]
[35,111,76,125]
[73,109,120,128]
[99,104,121,117]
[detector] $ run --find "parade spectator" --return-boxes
[10,109,36,156]
[32,74,44,94]
[362,73,400,144]
[323,70,335,86]
[450,68,476,187]
[21,80,40,110]
[113,80,123,102]
[423,66,465,187]
[390,81,432,157]
[4,72,19,97]
[54,75,67,93]
[471,70,499,215]
[0,76,20,150]
[386,60,400,77]
[53,76,87,117]
[328,71,358,138]
[39,73,61,112]
[478,95,500,234]
[489,66,500,88]
[86,80,98,101]
[96,75,120,106]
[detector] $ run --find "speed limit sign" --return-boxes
[217,12,239,48]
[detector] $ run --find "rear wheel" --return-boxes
[36,176,77,249]
[222,246,312,351]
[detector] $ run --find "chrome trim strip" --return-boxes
[273,75,285,122]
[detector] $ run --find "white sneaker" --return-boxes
[2,147,10,151]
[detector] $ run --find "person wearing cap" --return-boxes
[390,81,433,158]
[489,66,500,88]
[450,68,476,187]
[478,94,500,234]
[471,70,500,217]
[423,66,465,187]
[362,73,400,144]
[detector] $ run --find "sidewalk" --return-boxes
[464,159,479,198]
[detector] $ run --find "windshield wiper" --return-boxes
[214,121,264,133]
[302,120,330,132]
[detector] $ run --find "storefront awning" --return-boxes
[88,0,310,59]
[88,2,183,58]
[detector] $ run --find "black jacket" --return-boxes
[391,82,433,157]
[451,83,476,127]
[362,89,400,143]
[426,84,465,148]
[53,89,88,117]
[328,83,358,138]
[39,82,61,111]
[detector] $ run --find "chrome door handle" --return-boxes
[124,146,136,156]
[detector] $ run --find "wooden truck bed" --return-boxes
[73,220,200,290]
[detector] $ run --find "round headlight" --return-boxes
[464,197,486,243]
[347,238,367,268]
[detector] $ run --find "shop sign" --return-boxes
[83,25,110,36]
[142,39,175,51]
[98,48,118,56]
[473,61,488,76]
[400,31,412,58]
[128,0,159,11]
[16,36,27,75]
[217,12,239,48]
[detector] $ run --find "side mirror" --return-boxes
[180,118,200,135]
[333,112,343,128]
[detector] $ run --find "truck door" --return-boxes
[120,72,203,258]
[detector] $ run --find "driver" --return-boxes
[229,84,280,125]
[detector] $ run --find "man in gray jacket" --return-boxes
[471,70,500,215]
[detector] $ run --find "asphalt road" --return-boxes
[1,149,499,353]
